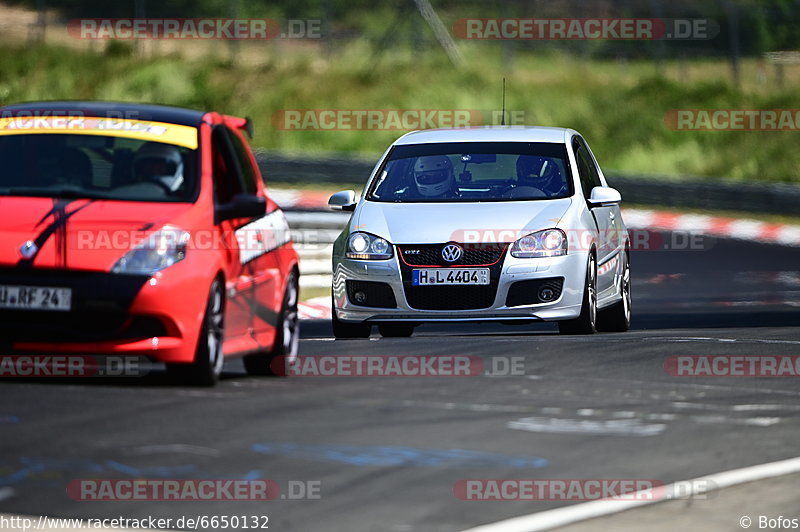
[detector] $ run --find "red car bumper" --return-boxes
[1,260,214,364]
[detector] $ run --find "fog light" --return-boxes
[353,291,367,304]
[539,287,556,302]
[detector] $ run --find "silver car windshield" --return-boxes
[366,142,572,203]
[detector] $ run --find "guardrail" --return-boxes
[606,175,800,216]
[255,150,800,216]
[256,150,375,186]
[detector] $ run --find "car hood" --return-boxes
[354,198,573,244]
[0,196,194,271]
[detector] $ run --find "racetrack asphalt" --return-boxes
[1,236,799,531]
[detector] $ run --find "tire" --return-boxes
[597,251,631,332]
[168,277,225,386]
[558,254,597,335]
[243,271,300,377]
[332,297,371,339]
[378,323,415,338]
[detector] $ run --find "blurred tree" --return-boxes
[8,0,800,56]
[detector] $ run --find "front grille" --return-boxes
[404,285,497,310]
[0,268,148,308]
[398,243,507,267]
[506,278,564,307]
[346,280,397,309]
[399,242,506,311]
[0,268,154,343]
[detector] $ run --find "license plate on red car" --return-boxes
[0,285,72,311]
[412,268,490,286]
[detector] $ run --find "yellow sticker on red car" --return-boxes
[0,117,198,149]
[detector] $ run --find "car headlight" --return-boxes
[112,225,190,275]
[510,229,567,258]
[346,232,393,260]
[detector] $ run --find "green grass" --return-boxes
[300,286,332,301]
[2,42,800,183]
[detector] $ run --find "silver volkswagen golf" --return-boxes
[328,127,631,338]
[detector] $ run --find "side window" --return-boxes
[211,127,244,205]
[573,140,593,199]
[573,138,601,200]
[226,128,259,195]
[579,138,602,187]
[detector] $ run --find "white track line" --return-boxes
[461,455,800,532]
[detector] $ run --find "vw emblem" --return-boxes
[441,244,463,263]
[19,240,38,259]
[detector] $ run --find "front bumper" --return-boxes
[0,262,211,363]
[333,248,588,323]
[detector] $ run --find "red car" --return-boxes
[0,102,300,385]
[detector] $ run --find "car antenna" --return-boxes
[501,77,506,126]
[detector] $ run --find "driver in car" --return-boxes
[515,155,567,197]
[133,142,185,193]
[412,155,460,199]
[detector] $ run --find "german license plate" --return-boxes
[412,268,490,286]
[0,285,72,311]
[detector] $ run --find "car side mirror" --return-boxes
[216,194,267,222]
[328,190,357,211]
[587,186,622,207]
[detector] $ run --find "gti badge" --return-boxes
[19,240,38,259]
[441,244,463,263]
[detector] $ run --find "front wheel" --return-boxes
[244,271,300,376]
[558,254,597,335]
[597,252,631,332]
[332,297,371,339]
[168,277,225,386]
[378,323,415,338]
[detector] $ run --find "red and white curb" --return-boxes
[622,208,800,247]
[299,296,332,320]
[269,188,337,210]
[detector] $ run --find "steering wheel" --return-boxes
[550,182,568,197]
[504,185,548,199]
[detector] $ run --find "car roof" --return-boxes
[393,126,574,145]
[0,101,207,127]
